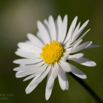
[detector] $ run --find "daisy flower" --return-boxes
[13,15,98,100]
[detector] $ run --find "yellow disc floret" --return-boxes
[40,40,64,64]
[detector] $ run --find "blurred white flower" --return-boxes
[13,15,98,100]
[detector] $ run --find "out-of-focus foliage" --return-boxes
[0,0,103,103]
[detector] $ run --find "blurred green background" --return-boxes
[0,0,103,103]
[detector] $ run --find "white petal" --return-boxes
[64,48,72,55]
[68,53,84,59]
[46,69,54,89]
[76,29,90,41]
[64,16,78,44]
[69,20,89,45]
[69,63,87,79]
[36,32,45,43]
[15,64,47,78]
[25,64,50,94]
[69,29,90,50]
[66,80,69,90]
[59,15,68,43]
[27,33,44,48]
[71,22,81,42]
[65,47,71,52]
[59,60,71,72]
[15,51,40,58]
[37,21,51,44]
[13,58,42,64]
[58,67,68,90]
[45,85,54,100]
[72,41,92,53]
[56,15,62,42]
[52,63,59,79]
[77,20,89,38]
[86,45,99,49]
[30,65,51,87]
[65,22,80,46]
[44,19,52,41]
[25,74,40,94]
[25,83,37,94]
[61,54,68,61]
[71,39,83,50]
[16,70,34,78]
[45,69,54,100]
[13,61,44,71]
[48,16,56,41]
[18,42,41,52]
[71,57,96,67]
[23,74,35,81]
[16,42,41,58]
[64,37,83,50]
[17,48,39,54]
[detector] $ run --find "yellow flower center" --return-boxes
[40,40,64,64]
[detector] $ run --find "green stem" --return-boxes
[68,72,103,103]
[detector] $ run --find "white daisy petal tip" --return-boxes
[25,87,31,94]
[49,15,53,20]
[25,91,29,94]
[25,86,35,94]
[13,60,16,64]
[45,88,52,100]
[15,71,22,78]
[37,20,40,25]
[86,19,89,23]
[75,16,78,19]
[81,60,97,67]
[74,16,78,22]
[37,21,43,29]
[79,73,87,79]
[83,19,89,27]
[48,15,54,23]
[25,83,38,94]
[72,16,78,26]
[57,15,62,21]
[15,51,19,55]
[64,14,68,19]
[89,61,96,67]
[83,75,87,79]
[13,67,17,71]
[74,73,87,79]
[27,33,32,37]
[27,33,35,40]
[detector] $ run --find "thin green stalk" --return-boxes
[68,72,103,103]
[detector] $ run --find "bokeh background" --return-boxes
[0,0,103,103]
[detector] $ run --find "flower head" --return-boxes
[13,15,98,100]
